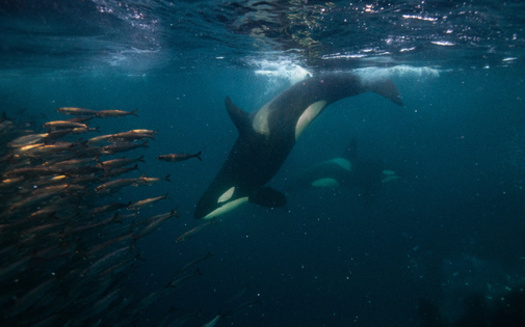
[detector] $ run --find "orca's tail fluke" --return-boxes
[368,78,404,106]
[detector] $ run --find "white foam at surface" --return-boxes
[253,58,312,84]
[353,65,442,84]
[248,57,313,96]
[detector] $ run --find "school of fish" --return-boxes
[0,108,257,326]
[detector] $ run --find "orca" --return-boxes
[286,137,401,204]
[288,138,359,190]
[194,73,403,219]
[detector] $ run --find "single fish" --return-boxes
[3,166,62,178]
[56,107,98,116]
[202,314,221,327]
[87,134,114,144]
[157,151,202,163]
[95,109,138,118]
[175,219,215,242]
[127,193,169,211]
[42,120,88,130]
[90,202,131,216]
[15,142,78,157]
[101,141,148,155]
[140,174,171,184]
[175,251,213,276]
[134,209,178,238]
[94,177,144,193]
[108,131,155,142]
[8,133,49,148]
[46,157,97,170]
[46,126,99,140]
[97,155,145,169]
[129,129,157,135]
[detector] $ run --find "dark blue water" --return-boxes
[1,1,525,326]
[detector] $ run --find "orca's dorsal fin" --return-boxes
[225,96,252,136]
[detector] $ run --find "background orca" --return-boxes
[286,137,400,205]
[194,73,403,219]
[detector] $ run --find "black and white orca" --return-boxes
[286,137,401,205]
[194,73,403,219]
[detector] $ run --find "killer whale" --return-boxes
[286,138,401,204]
[194,73,403,219]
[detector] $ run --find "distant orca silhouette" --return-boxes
[194,73,403,219]
[286,137,400,205]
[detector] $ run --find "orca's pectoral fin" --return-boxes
[249,186,287,208]
[225,96,252,136]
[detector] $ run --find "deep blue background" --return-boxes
[1,66,525,326]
